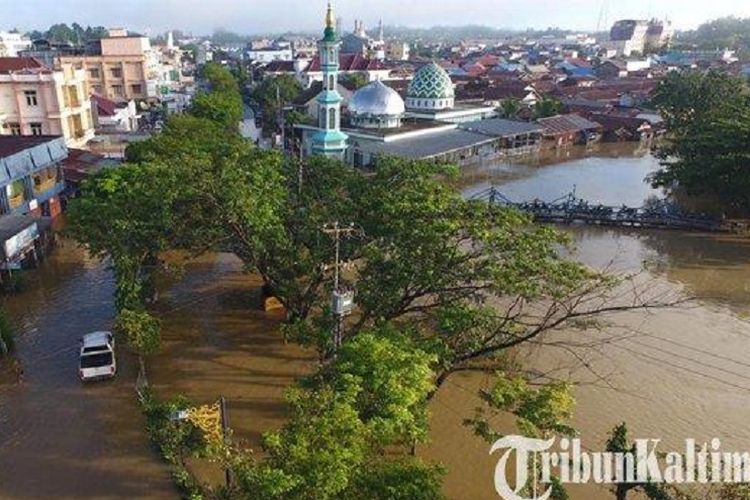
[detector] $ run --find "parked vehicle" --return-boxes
[79,331,116,382]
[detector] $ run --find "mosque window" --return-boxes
[329,108,336,129]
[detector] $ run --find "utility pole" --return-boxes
[219,396,232,489]
[322,222,357,354]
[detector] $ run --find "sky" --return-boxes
[3,0,750,36]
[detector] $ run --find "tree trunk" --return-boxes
[137,355,149,391]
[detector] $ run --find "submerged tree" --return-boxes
[651,70,750,214]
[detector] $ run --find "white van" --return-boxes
[79,331,116,382]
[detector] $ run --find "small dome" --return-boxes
[407,62,455,100]
[349,80,406,117]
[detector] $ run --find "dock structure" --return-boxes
[471,186,723,232]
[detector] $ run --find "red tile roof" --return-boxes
[0,57,50,74]
[91,94,119,116]
[307,53,385,72]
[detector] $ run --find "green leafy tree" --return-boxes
[252,75,302,133]
[67,162,181,310]
[331,326,437,446]
[340,72,368,90]
[464,373,575,500]
[651,71,750,214]
[115,308,161,379]
[534,96,563,119]
[236,336,443,500]
[498,98,523,119]
[191,63,243,128]
[606,423,674,500]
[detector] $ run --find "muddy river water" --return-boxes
[1,144,749,499]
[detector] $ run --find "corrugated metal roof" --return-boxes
[460,118,543,137]
[0,136,68,184]
[359,129,494,159]
[538,114,602,135]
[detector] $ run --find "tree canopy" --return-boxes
[651,70,750,214]
[251,74,303,134]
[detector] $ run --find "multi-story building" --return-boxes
[0,135,67,270]
[60,29,161,103]
[0,32,32,57]
[385,40,410,61]
[645,20,674,51]
[0,58,95,148]
[604,20,649,57]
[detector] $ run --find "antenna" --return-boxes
[596,0,610,34]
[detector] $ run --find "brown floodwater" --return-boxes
[1,144,749,500]
[0,242,175,499]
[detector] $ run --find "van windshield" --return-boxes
[80,352,113,368]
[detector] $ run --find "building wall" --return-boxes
[0,32,32,57]
[0,65,95,148]
[61,54,152,102]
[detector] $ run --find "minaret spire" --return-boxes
[325,2,335,30]
[310,2,348,159]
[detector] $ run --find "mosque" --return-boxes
[296,3,543,168]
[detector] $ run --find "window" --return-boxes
[328,108,336,129]
[89,68,100,79]
[328,75,334,91]
[110,67,123,78]
[130,84,143,95]
[92,85,103,95]
[112,85,124,97]
[8,123,21,136]
[30,123,43,136]
[7,179,26,209]
[24,90,38,106]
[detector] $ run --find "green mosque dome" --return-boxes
[407,62,455,100]
[406,62,455,111]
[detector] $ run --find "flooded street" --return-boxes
[1,143,749,499]
[0,243,175,499]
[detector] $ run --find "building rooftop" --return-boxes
[538,113,602,134]
[307,53,385,72]
[459,118,544,138]
[0,136,68,184]
[0,215,37,249]
[0,135,62,158]
[342,118,451,138]
[360,128,495,159]
[0,57,50,74]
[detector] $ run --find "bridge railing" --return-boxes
[469,186,722,231]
